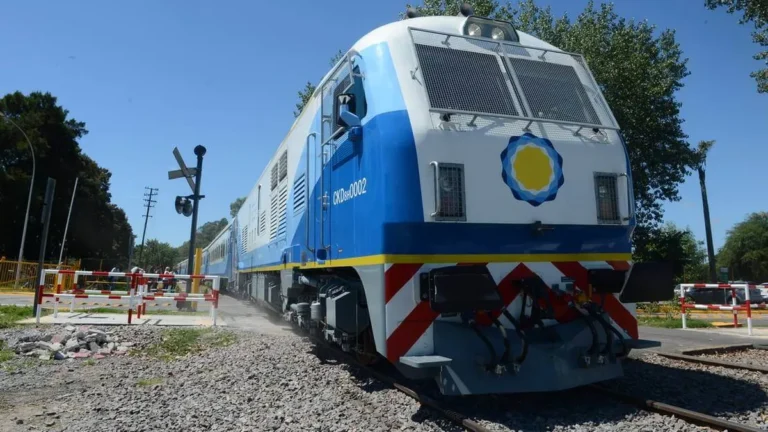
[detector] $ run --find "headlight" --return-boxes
[462,17,519,43]
[467,23,482,37]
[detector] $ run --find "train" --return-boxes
[177,5,672,396]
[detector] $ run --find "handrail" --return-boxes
[430,161,440,218]
[619,173,633,222]
[305,132,317,253]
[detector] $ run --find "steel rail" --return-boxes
[656,351,768,374]
[589,385,762,432]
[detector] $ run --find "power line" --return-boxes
[137,187,158,267]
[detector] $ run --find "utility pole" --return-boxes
[137,187,158,267]
[33,178,56,316]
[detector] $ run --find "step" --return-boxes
[399,355,452,369]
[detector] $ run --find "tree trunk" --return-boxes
[699,167,717,282]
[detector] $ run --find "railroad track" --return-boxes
[656,350,768,374]
[311,337,762,432]
[255,300,763,432]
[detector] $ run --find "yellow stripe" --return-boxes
[240,253,632,273]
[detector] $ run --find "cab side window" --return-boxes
[333,66,367,133]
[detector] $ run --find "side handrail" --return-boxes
[305,132,317,252]
[430,161,440,217]
[618,173,633,222]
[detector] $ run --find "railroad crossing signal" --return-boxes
[169,146,205,218]
[169,147,197,193]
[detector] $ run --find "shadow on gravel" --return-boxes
[601,356,768,422]
[432,357,768,432]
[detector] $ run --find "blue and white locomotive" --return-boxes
[183,6,671,395]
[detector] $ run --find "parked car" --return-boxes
[681,282,765,305]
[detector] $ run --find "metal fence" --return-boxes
[408,27,620,132]
[0,259,80,291]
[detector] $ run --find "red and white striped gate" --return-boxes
[678,283,762,336]
[36,269,221,326]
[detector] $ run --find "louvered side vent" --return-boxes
[279,151,288,181]
[278,183,288,238]
[269,192,279,240]
[293,173,306,214]
[271,164,278,190]
[240,225,248,255]
[259,210,266,235]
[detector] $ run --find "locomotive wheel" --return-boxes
[356,325,379,366]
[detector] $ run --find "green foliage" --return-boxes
[403,0,513,20]
[134,239,178,270]
[706,0,768,93]
[294,82,316,118]
[329,50,346,66]
[0,344,13,363]
[229,196,246,218]
[139,328,237,361]
[634,223,709,284]
[0,92,134,265]
[0,305,33,328]
[137,377,163,387]
[717,212,768,281]
[174,218,228,262]
[638,316,713,329]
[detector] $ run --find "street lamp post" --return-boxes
[0,112,36,289]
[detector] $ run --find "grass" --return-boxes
[638,316,714,329]
[83,359,95,366]
[136,377,163,387]
[139,328,237,361]
[0,305,34,329]
[0,340,14,363]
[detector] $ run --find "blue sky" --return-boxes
[1,0,766,252]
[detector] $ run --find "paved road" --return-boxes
[639,326,763,353]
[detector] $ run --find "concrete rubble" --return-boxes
[7,325,134,361]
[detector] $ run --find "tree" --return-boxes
[633,223,709,284]
[0,91,134,267]
[403,0,513,19]
[694,140,717,282]
[230,196,246,218]
[706,0,768,93]
[293,82,316,118]
[174,218,229,262]
[718,212,768,282]
[134,239,178,270]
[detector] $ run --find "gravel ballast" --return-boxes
[1,325,454,432]
[1,323,763,432]
[695,347,768,368]
[600,352,768,429]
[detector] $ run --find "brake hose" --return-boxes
[489,313,511,365]
[501,309,529,364]
[469,321,498,371]
[591,306,628,358]
[585,304,612,356]
[575,306,600,357]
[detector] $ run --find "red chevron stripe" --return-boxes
[386,301,439,362]
[474,263,530,326]
[606,260,630,271]
[552,261,638,339]
[384,263,423,303]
